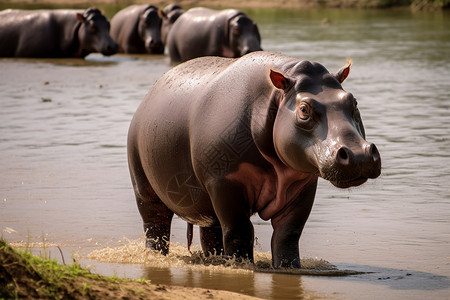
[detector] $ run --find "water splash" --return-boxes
[83,237,362,276]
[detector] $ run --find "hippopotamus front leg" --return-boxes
[206,179,255,262]
[270,179,317,268]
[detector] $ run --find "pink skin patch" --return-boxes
[221,45,235,58]
[226,160,317,221]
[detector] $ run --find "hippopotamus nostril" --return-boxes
[145,39,164,53]
[241,47,250,55]
[370,144,380,162]
[364,143,380,163]
[336,147,351,166]
[103,42,118,56]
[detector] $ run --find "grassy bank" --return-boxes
[0,239,261,300]
[0,0,448,10]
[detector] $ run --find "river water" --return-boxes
[1,6,449,300]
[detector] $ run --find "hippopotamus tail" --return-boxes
[187,222,194,251]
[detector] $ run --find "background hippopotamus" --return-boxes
[160,4,184,46]
[0,8,117,58]
[166,7,262,62]
[110,5,164,54]
[127,51,381,268]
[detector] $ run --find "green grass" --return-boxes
[0,238,150,299]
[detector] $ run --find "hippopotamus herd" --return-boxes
[0,4,262,60]
[0,4,382,269]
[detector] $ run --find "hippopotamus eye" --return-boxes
[353,99,361,123]
[297,103,311,120]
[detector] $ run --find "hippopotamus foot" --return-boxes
[222,224,255,263]
[135,185,174,255]
[270,179,318,269]
[208,180,255,262]
[199,225,224,256]
[143,221,172,255]
[270,228,302,268]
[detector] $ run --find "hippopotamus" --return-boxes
[160,4,184,46]
[110,5,164,54]
[127,51,381,268]
[166,7,262,62]
[0,8,117,58]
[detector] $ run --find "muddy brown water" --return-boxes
[1,7,449,300]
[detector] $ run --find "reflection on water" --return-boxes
[0,7,449,300]
[140,267,308,300]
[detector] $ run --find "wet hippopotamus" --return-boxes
[160,4,184,46]
[0,8,117,58]
[127,51,381,268]
[166,7,262,62]
[110,5,164,54]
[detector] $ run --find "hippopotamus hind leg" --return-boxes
[199,225,224,256]
[129,154,174,255]
[138,187,174,255]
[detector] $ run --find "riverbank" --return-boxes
[0,0,448,10]
[0,239,262,300]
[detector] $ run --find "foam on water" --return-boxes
[82,237,361,276]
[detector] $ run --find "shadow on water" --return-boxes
[332,263,449,291]
[1,53,166,67]
[85,53,168,63]
[2,56,120,67]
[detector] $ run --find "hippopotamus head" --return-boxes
[138,5,164,54]
[270,60,381,188]
[160,4,184,45]
[228,13,262,57]
[76,8,118,56]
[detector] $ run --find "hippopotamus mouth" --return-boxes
[149,46,165,54]
[330,176,369,189]
[100,42,118,56]
[146,42,165,54]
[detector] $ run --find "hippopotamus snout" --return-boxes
[101,40,118,56]
[336,143,380,169]
[327,142,381,188]
[241,45,263,56]
[146,38,164,54]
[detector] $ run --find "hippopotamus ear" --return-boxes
[76,13,85,22]
[333,59,352,83]
[269,69,291,90]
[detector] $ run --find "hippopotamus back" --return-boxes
[166,7,262,62]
